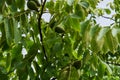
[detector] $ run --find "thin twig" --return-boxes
[38,0,48,60]
[101,15,120,24]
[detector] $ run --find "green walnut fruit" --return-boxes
[55,26,65,33]
[73,61,81,69]
[27,0,39,12]
[32,0,40,6]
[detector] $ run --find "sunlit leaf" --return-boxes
[69,17,80,31]
[66,0,74,6]
[105,30,118,53]
[80,20,90,36]
[79,1,89,8]
[97,27,109,41]
[98,57,112,76]
[98,61,106,78]
[104,8,111,14]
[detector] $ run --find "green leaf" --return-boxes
[80,20,90,46]
[74,4,85,20]
[91,38,100,53]
[79,1,89,8]
[23,43,38,63]
[11,44,23,69]
[70,14,82,19]
[66,0,74,6]
[105,62,112,75]
[109,2,114,10]
[33,61,42,75]
[9,2,17,12]
[97,27,110,41]
[69,17,80,31]
[80,20,90,36]
[13,18,21,44]
[83,50,91,64]
[45,0,54,14]
[69,67,79,80]
[105,30,118,53]
[16,62,28,80]
[4,18,13,46]
[52,42,63,54]
[0,74,8,80]
[6,0,12,5]
[102,41,109,53]
[11,44,22,59]
[59,67,70,80]
[98,57,112,76]
[16,0,25,10]
[64,2,72,13]
[117,33,120,43]
[104,8,111,14]
[111,28,120,37]
[20,14,28,28]
[0,15,3,24]
[54,0,62,11]
[6,53,11,72]
[27,65,35,80]
[88,0,98,9]
[98,61,106,78]
[29,15,39,37]
[90,24,100,38]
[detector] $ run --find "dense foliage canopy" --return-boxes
[0,0,120,80]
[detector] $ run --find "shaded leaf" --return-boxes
[13,18,21,44]
[6,53,11,72]
[74,4,85,20]
[4,18,13,46]
[23,43,38,63]
[69,67,79,80]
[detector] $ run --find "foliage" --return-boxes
[0,0,120,80]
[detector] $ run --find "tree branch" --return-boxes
[38,0,48,60]
[101,15,120,24]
